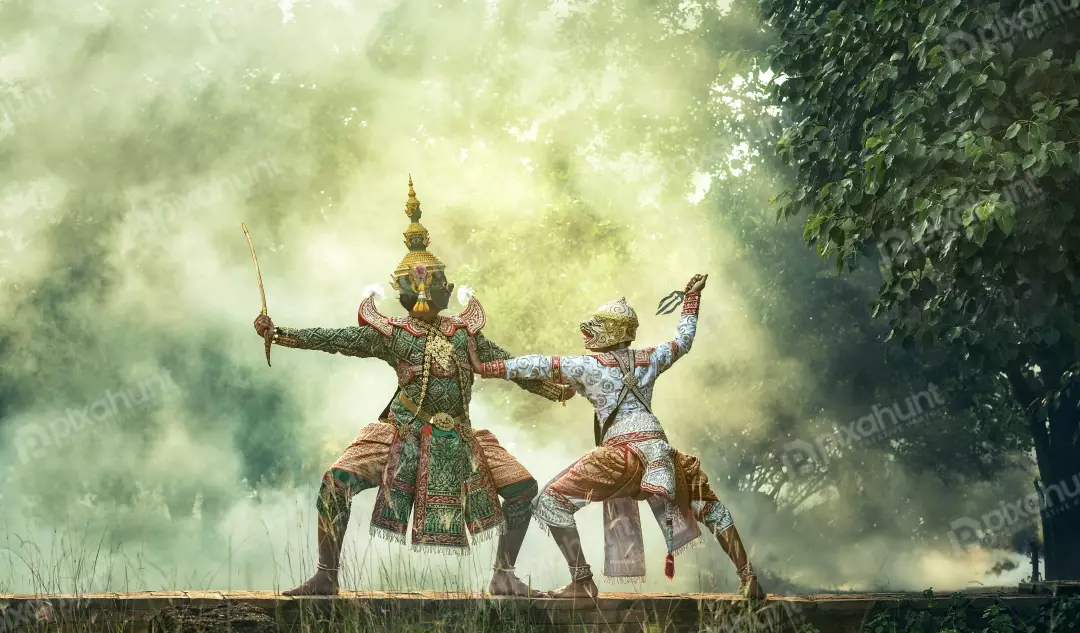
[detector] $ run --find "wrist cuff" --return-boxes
[272,326,302,348]
[682,291,701,315]
[480,360,507,379]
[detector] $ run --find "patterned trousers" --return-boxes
[534,445,735,536]
[316,422,538,533]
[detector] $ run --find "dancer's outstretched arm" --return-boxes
[646,273,707,377]
[469,342,590,395]
[473,330,574,399]
[471,332,575,402]
[254,314,395,363]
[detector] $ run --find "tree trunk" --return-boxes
[1042,393,1080,580]
[1008,362,1080,580]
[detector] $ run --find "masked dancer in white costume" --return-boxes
[467,274,765,599]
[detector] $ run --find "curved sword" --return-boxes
[242,223,272,366]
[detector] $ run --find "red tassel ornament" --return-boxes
[664,515,676,579]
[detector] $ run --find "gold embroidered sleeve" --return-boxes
[474,333,568,403]
[272,325,395,362]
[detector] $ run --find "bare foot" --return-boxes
[488,570,548,597]
[550,577,598,599]
[740,576,766,600]
[282,571,338,596]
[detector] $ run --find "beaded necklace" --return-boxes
[410,317,472,430]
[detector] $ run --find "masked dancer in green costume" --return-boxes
[254,178,574,596]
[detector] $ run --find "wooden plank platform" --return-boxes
[0,589,1061,632]
[1018,580,1080,594]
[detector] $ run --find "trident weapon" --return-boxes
[656,290,684,315]
[657,274,707,315]
[242,223,272,367]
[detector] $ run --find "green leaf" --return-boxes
[955,84,972,106]
[937,131,957,145]
[1022,153,1037,169]
[829,226,846,247]
[1005,122,1021,139]
[1018,130,1033,151]
[995,209,1015,235]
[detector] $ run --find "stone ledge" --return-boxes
[0,590,1060,633]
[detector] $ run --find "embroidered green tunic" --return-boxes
[272,294,564,552]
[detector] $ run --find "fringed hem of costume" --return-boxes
[602,574,646,584]
[671,534,706,557]
[532,498,576,532]
[531,511,575,536]
[468,520,507,545]
[603,558,647,577]
[369,524,407,545]
[410,543,473,556]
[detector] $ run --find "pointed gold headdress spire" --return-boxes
[391,176,446,311]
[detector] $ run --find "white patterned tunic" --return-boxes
[483,292,700,501]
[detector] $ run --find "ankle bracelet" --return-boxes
[569,564,593,581]
[493,564,515,573]
[317,562,339,572]
[737,562,756,579]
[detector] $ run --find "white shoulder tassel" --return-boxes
[457,284,475,306]
[363,284,385,300]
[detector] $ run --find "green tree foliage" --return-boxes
[760,0,1080,577]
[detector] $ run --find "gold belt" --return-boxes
[397,393,465,432]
